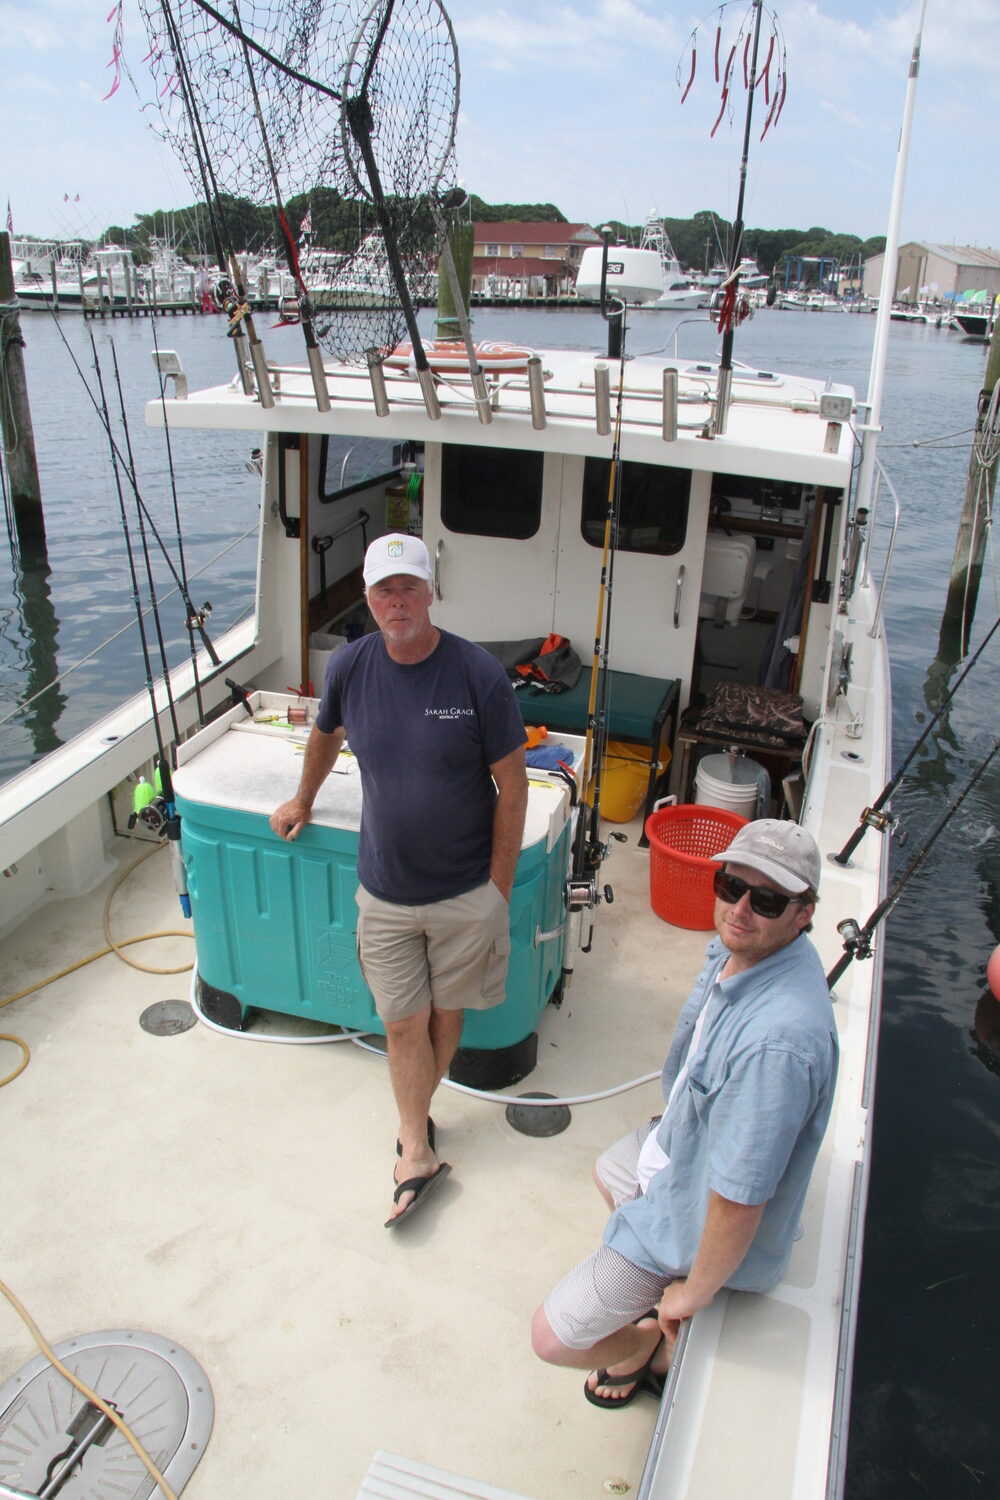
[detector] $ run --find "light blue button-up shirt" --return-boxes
[604,933,838,1292]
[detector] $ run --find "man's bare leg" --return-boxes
[384,1004,464,1220]
[531,1308,675,1403]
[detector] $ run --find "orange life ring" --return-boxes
[384,339,534,375]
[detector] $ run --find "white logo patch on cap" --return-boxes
[388,539,404,558]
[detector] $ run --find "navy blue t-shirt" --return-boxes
[315,630,526,904]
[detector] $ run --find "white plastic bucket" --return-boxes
[694,752,762,819]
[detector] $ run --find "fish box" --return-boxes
[173,695,575,1086]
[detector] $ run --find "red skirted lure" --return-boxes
[677,3,787,141]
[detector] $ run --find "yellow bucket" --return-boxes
[586,740,671,823]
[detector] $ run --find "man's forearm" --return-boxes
[490,760,528,899]
[295,724,345,806]
[660,1191,766,1321]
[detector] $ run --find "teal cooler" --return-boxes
[173,699,572,1088]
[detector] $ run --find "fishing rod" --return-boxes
[565,235,629,971]
[90,332,189,918]
[712,0,765,436]
[157,0,273,405]
[150,317,213,722]
[47,310,221,669]
[109,341,182,746]
[228,0,330,411]
[832,610,1000,866]
[827,735,1000,989]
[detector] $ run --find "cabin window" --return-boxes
[581,458,690,554]
[441,444,544,539]
[710,472,809,521]
[317,435,406,503]
[510,244,524,258]
[484,243,499,257]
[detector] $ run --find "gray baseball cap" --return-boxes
[712,818,821,895]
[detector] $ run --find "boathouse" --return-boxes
[863,241,1000,303]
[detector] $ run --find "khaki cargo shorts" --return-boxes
[355,880,512,1022]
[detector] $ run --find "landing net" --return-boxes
[127,0,459,361]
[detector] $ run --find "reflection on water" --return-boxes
[8,531,66,759]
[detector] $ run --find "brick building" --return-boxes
[471,222,602,297]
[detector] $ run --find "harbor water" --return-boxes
[2,304,998,1496]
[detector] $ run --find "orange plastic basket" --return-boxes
[644,803,750,930]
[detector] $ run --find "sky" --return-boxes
[2,0,998,254]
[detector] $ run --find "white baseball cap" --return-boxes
[363,533,433,588]
[711,818,821,895]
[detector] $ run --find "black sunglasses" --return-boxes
[713,869,807,919]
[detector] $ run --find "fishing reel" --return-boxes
[128,771,167,835]
[186,600,213,636]
[216,278,250,335]
[858,805,908,847]
[835,918,874,965]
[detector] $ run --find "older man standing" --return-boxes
[531,819,838,1407]
[270,534,528,1227]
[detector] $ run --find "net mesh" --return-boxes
[128,0,458,360]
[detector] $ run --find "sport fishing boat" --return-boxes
[0,3,921,1498]
[0,274,896,1500]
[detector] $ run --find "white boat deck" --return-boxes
[0,698,884,1499]
[2,803,711,1497]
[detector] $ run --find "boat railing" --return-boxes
[259,357,837,443]
[861,457,902,639]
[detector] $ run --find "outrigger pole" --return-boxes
[852,0,928,519]
[712,0,765,436]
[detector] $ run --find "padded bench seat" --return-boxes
[516,669,680,842]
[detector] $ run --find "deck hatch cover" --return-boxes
[0,1329,213,1497]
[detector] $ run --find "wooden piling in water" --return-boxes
[0,232,46,546]
[939,320,1000,658]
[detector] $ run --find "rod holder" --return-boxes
[248,339,275,409]
[366,350,390,417]
[594,363,611,436]
[306,344,331,412]
[527,356,547,430]
[417,366,442,421]
[712,364,733,437]
[662,368,678,441]
[231,331,254,396]
[470,368,493,425]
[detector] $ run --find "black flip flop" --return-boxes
[584,1333,665,1410]
[385,1161,451,1228]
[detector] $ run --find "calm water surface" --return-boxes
[1,303,998,1496]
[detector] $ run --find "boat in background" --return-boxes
[640,217,706,310]
[953,291,997,338]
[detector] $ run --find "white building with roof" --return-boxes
[864,241,1000,303]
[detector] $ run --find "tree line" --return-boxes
[101,192,885,281]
